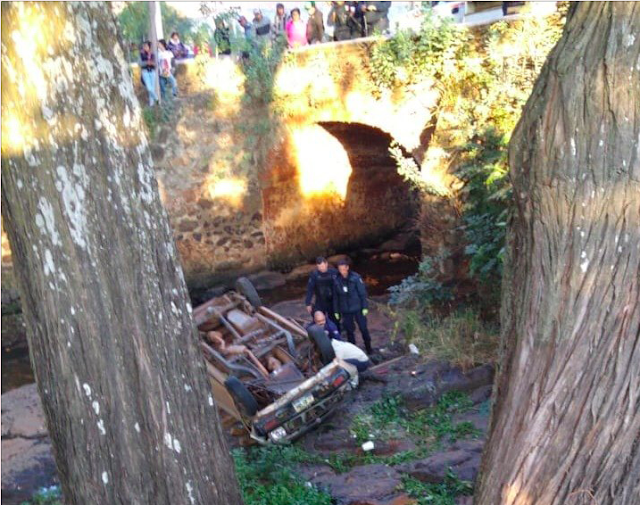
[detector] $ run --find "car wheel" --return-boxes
[308,324,336,365]
[224,376,259,417]
[235,277,262,308]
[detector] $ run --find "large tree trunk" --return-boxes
[476,3,640,504]
[1,4,243,504]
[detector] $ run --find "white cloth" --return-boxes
[158,49,173,77]
[331,339,369,363]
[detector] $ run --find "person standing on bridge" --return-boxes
[286,8,308,48]
[333,259,373,355]
[272,4,288,44]
[167,31,189,60]
[328,2,355,41]
[361,1,391,36]
[306,257,339,327]
[253,9,272,43]
[306,2,325,44]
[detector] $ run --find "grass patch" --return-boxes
[141,98,176,141]
[20,486,62,505]
[233,446,332,505]
[402,471,473,505]
[396,309,499,370]
[350,392,480,446]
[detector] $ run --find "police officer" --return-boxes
[333,259,373,355]
[305,257,339,327]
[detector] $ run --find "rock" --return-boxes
[311,464,405,505]
[1,384,57,505]
[379,232,419,253]
[313,428,359,453]
[1,312,28,350]
[178,219,198,232]
[452,412,489,435]
[397,449,481,484]
[1,384,48,439]
[150,144,164,162]
[450,439,485,454]
[367,438,418,457]
[326,254,351,266]
[359,248,382,257]
[285,264,316,281]
[1,287,20,306]
[298,464,336,482]
[469,385,493,405]
[247,271,286,291]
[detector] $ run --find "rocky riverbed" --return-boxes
[1,296,494,505]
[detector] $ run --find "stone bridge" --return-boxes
[141,40,442,287]
[1,40,444,290]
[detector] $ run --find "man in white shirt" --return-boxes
[312,312,371,372]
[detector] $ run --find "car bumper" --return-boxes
[249,359,358,444]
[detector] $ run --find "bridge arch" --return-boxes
[262,121,420,267]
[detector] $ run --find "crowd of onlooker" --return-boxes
[139,31,188,106]
[138,2,391,105]
[230,2,392,49]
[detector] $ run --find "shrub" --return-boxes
[233,446,332,505]
[395,309,499,369]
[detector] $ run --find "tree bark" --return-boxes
[1,3,243,504]
[476,3,640,504]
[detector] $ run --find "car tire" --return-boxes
[235,277,262,308]
[224,376,259,417]
[308,324,336,365]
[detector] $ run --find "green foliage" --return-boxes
[388,256,453,306]
[238,40,287,107]
[369,8,464,91]
[141,99,175,140]
[402,471,473,505]
[20,486,62,505]
[233,446,332,505]
[393,309,499,369]
[117,3,194,45]
[390,142,450,197]
[350,392,480,446]
[456,128,511,285]
[386,8,566,311]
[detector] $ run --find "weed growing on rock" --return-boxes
[402,470,473,505]
[19,485,62,505]
[393,309,499,369]
[232,446,332,505]
[350,392,481,446]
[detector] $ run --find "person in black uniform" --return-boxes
[305,257,339,327]
[360,1,391,36]
[333,259,372,354]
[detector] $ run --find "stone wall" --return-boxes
[2,40,441,292]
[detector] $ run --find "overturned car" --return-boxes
[193,278,358,444]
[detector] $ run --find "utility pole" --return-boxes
[148,1,163,103]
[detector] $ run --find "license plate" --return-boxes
[292,393,314,413]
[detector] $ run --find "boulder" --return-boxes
[246,271,286,290]
[379,232,419,253]
[1,384,47,439]
[1,312,28,350]
[396,449,481,484]
[311,464,406,505]
[326,254,351,266]
[1,384,57,505]
[397,363,495,411]
[469,385,493,405]
[285,264,316,281]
